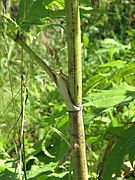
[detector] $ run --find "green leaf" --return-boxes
[103,126,135,180]
[17,0,65,30]
[100,60,126,69]
[0,160,6,172]
[80,7,108,15]
[27,162,58,179]
[79,0,90,5]
[84,83,135,108]
[0,168,18,180]
[48,171,68,178]
[84,74,107,93]
[84,60,127,93]
[82,33,89,47]
[112,62,135,83]
[84,107,108,123]
[100,38,130,49]
[87,135,102,144]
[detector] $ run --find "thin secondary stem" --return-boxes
[6,32,57,82]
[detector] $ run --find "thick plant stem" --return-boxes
[65,0,88,179]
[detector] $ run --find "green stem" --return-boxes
[65,0,88,179]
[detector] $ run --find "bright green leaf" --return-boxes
[87,135,102,144]
[100,60,126,69]
[48,171,68,178]
[27,162,58,179]
[84,83,135,108]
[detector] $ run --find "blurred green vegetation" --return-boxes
[0,0,135,179]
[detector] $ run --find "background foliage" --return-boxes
[0,0,135,179]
